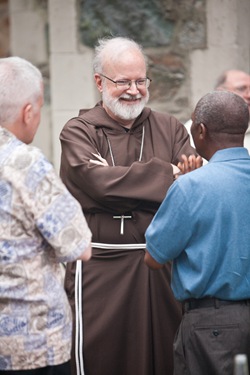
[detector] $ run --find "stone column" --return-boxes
[8,0,52,162]
[48,0,97,171]
[190,0,250,108]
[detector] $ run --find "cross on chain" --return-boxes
[113,215,132,235]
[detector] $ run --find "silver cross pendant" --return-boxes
[113,214,132,235]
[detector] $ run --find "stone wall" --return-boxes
[79,0,207,120]
[5,0,52,163]
[0,0,9,57]
[2,0,250,170]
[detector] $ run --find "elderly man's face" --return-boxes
[98,49,150,125]
[223,71,250,115]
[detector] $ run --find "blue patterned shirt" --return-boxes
[0,126,92,370]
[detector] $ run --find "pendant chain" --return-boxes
[106,126,145,167]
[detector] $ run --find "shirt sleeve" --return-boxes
[20,150,92,263]
[145,180,192,264]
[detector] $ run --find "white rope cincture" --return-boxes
[75,260,85,375]
[91,242,146,249]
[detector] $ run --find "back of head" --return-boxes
[193,91,249,135]
[0,57,42,126]
[93,36,147,74]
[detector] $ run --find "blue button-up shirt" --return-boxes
[146,148,250,301]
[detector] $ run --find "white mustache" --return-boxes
[119,94,142,100]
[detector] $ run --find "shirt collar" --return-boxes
[210,147,250,163]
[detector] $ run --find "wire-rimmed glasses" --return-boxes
[99,73,152,89]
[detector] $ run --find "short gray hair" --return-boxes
[0,56,43,125]
[93,36,148,74]
[193,91,249,134]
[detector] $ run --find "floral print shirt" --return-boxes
[0,126,91,370]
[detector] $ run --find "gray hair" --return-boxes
[214,71,228,89]
[0,56,43,125]
[193,91,249,134]
[93,36,148,74]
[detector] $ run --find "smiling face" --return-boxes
[95,49,149,127]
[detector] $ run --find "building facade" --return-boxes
[1,0,249,170]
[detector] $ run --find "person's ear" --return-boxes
[199,123,207,139]
[22,103,33,126]
[94,73,103,93]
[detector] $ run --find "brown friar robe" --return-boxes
[60,102,196,375]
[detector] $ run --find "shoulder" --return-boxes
[6,142,51,173]
[176,164,213,192]
[2,144,58,209]
[6,143,53,183]
[149,109,175,121]
[148,109,184,129]
[60,104,102,138]
[25,146,54,181]
[144,109,187,141]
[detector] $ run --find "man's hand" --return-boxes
[144,250,163,270]
[77,243,92,261]
[177,154,203,175]
[89,153,109,166]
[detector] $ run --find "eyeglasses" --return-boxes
[99,73,152,89]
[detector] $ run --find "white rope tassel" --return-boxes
[75,260,85,375]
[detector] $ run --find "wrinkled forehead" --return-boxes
[226,71,250,88]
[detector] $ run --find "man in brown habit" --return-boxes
[59,36,202,375]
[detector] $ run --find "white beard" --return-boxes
[102,89,149,121]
